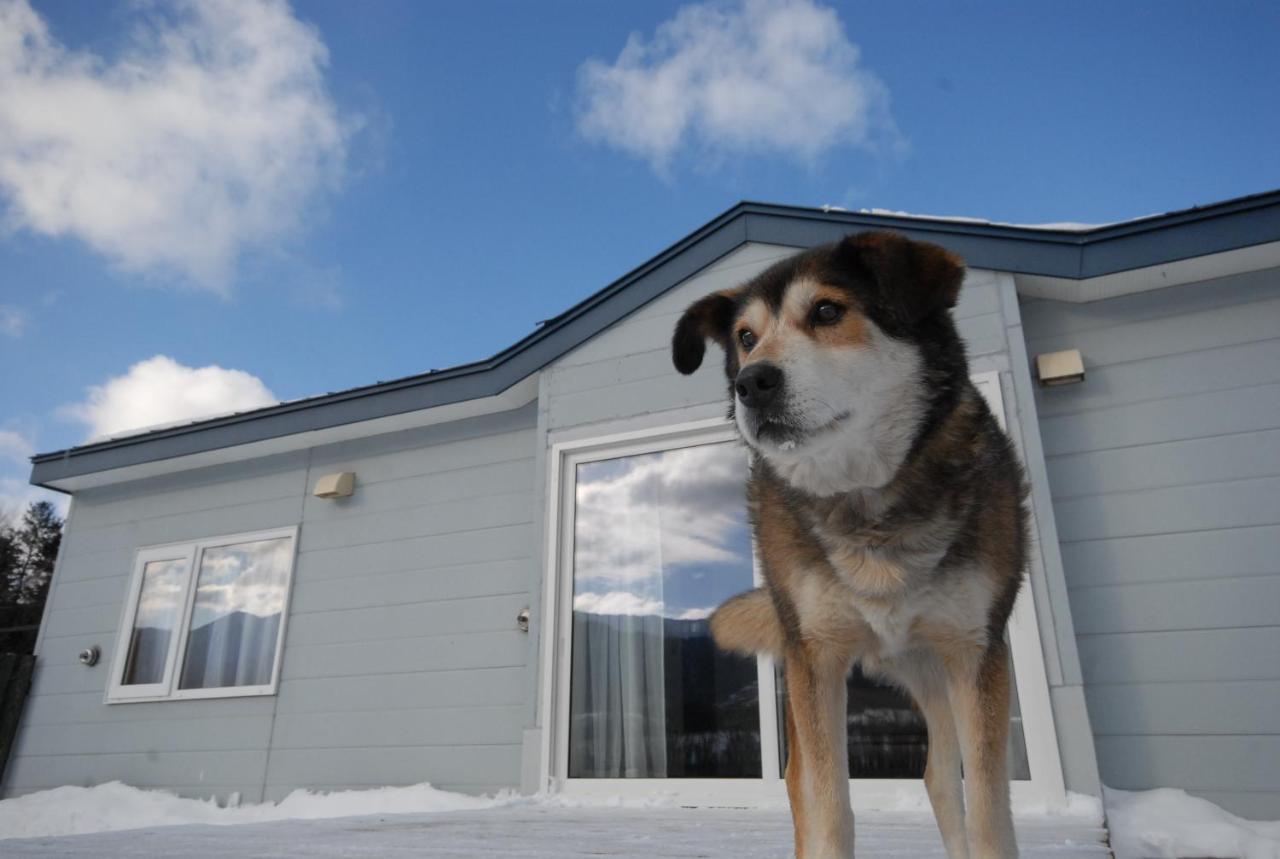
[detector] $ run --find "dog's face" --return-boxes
[672,232,964,491]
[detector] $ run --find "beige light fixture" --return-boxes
[1035,349,1085,386]
[313,471,356,499]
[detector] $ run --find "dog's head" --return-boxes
[672,231,965,491]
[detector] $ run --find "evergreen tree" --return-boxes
[0,501,63,654]
[4,502,62,606]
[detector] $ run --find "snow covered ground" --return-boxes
[1,780,1276,858]
[1,803,1108,858]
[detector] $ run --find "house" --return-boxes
[6,190,1279,819]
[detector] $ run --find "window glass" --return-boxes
[568,441,761,778]
[777,655,1032,780]
[178,537,292,690]
[121,557,187,686]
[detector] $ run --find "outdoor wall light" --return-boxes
[1035,349,1085,387]
[313,472,356,499]
[78,645,99,667]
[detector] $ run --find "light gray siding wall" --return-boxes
[4,404,539,802]
[1021,266,1280,820]
[532,242,1097,795]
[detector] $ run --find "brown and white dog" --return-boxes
[672,232,1027,859]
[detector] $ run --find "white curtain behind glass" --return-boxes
[178,537,290,690]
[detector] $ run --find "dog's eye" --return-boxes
[738,329,757,350]
[812,300,844,326]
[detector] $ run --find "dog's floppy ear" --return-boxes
[672,290,738,375]
[840,231,964,326]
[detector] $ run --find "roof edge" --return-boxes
[32,189,1280,485]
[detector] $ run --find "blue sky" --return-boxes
[1,0,1278,514]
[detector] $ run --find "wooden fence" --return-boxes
[0,652,36,786]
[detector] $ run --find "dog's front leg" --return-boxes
[785,645,855,859]
[895,657,969,859]
[945,639,1019,859]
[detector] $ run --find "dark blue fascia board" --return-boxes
[31,190,1280,487]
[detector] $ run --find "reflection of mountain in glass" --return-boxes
[569,611,761,779]
[178,610,281,690]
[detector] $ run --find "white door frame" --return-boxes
[537,372,1067,809]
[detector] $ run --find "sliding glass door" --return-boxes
[567,441,762,778]
[546,386,1064,805]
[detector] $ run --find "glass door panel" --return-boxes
[777,654,1031,780]
[568,441,761,778]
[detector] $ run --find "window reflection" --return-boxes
[568,442,762,778]
[178,537,291,690]
[122,558,187,686]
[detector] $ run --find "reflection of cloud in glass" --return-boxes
[573,590,717,620]
[572,442,754,620]
[189,537,291,630]
[135,558,186,628]
[573,442,747,586]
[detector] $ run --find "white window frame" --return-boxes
[538,372,1067,809]
[106,526,299,704]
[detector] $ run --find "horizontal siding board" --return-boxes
[1026,294,1280,371]
[289,558,531,614]
[1053,475,1280,543]
[269,704,525,750]
[19,690,278,727]
[284,592,529,647]
[549,369,725,430]
[1046,428,1280,499]
[1085,681,1280,736]
[1077,627,1280,685]
[954,276,1002,320]
[1020,267,1280,339]
[280,630,528,681]
[1036,338,1280,419]
[295,523,534,582]
[14,715,273,757]
[298,490,532,554]
[546,349,680,399]
[273,666,527,715]
[955,311,1007,358]
[614,243,800,326]
[302,458,533,523]
[61,497,303,562]
[1069,575,1280,635]
[39,575,130,611]
[306,427,534,489]
[263,745,520,789]
[1094,735,1280,793]
[4,749,267,791]
[1039,381,1280,458]
[71,456,307,530]
[39,602,124,642]
[1060,525,1280,589]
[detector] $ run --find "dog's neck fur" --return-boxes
[758,367,971,526]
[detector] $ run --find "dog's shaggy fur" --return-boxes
[673,232,1027,858]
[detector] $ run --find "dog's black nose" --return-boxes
[735,363,783,409]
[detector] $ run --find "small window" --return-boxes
[107,527,298,703]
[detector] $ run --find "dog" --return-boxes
[671,231,1027,859]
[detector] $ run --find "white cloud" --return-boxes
[576,0,899,171]
[574,591,665,617]
[572,442,750,587]
[0,428,33,463]
[64,355,278,442]
[572,591,717,620]
[0,304,28,336]
[0,0,351,292]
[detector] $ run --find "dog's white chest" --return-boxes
[854,598,915,656]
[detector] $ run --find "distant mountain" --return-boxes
[179,610,281,689]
